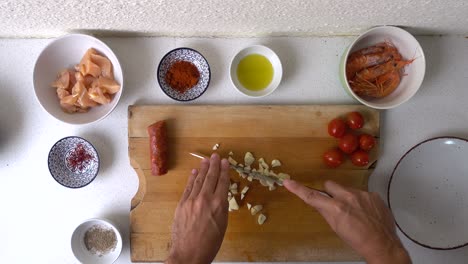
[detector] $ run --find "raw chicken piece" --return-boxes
[56,88,70,100]
[97,76,120,94]
[79,48,101,77]
[51,70,72,89]
[88,86,111,105]
[91,53,113,79]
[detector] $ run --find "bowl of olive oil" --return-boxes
[230,45,282,97]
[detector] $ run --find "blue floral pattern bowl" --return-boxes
[157,48,211,101]
[48,136,99,188]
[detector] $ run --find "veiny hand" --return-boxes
[165,153,230,264]
[284,179,411,264]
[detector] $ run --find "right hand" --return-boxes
[283,179,411,264]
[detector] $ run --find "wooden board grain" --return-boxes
[129,105,380,262]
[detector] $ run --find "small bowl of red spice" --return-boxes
[48,136,99,188]
[157,47,210,101]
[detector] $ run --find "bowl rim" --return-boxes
[341,25,426,109]
[387,136,468,250]
[229,44,283,98]
[71,218,123,263]
[156,47,211,102]
[32,33,124,125]
[48,136,100,189]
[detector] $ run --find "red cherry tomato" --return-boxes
[328,118,347,138]
[338,134,358,154]
[351,150,370,167]
[359,133,376,151]
[323,149,344,168]
[346,112,364,130]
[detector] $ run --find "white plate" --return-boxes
[230,45,282,97]
[388,137,468,249]
[71,218,123,264]
[33,34,123,125]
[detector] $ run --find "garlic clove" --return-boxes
[229,197,239,211]
[247,203,252,210]
[250,204,263,215]
[244,152,255,166]
[228,156,238,166]
[258,214,267,225]
[271,159,281,168]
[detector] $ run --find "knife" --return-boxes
[188,152,332,198]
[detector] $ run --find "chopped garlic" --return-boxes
[238,164,244,168]
[269,185,276,191]
[241,193,245,200]
[244,152,255,166]
[269,171,278,177]
[271,159,281,168]
[258,214,267,225]
[263,168,270,176]
[230,182,238,191]
[212,143,220,150]
[244,166,251,172]
[247,176,253,182]
[258,158,269,170]
[247,203,252,210]
[241,186,249,194]
[229,197,239,211]
[277,173,291,180]
[228,156,238,166]
[250,205,263,215]
[228,151,234,156]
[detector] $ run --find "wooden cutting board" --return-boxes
[128,105,380,262]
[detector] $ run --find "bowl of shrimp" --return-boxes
[33,34,123,125]
[340,26,426,109]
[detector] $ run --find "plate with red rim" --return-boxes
[388,137,468,250]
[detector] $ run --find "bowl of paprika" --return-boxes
[157,47,211,101]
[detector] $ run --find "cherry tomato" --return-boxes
[323,149,344,168]
[328,118,347,138]
[359,133,376,151]
[351,150,370,167]
[338,133,358,154]
[346,112,364,130]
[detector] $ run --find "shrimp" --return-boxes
[346,49,394,79]
[351,70,401,98]
[376,71,401,97]
[354,58,413,81]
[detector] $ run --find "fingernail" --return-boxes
[211,153,219,159]
[191,169,198,174]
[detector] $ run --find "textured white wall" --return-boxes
[0,0,467,37]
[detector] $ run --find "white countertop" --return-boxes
[0,36,467,264]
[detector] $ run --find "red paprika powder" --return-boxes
[165,61,200,93]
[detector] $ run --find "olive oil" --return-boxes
[237,54,273,91]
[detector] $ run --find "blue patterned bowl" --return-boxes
[48,136,100,188]
[157,48,211,101]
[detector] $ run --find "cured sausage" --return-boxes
[147,120,168,176]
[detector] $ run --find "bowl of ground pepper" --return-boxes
[71,218,122,264]
[157,47,211,101]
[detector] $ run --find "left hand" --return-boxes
[165,153,230,264]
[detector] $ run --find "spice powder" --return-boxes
[84,224,117,256]
[165,61,200,93]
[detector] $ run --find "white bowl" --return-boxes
[33,34,123,125]
[230,45,282,97]
[71,218,123,264]
[339,26,426,109]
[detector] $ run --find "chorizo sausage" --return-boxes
[147,120,168,176]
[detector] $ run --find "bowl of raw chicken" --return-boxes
[340,26,426,109]
[33,34,123,125]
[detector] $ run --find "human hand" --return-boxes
[284,180,411,264]
[165,153,230,264]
